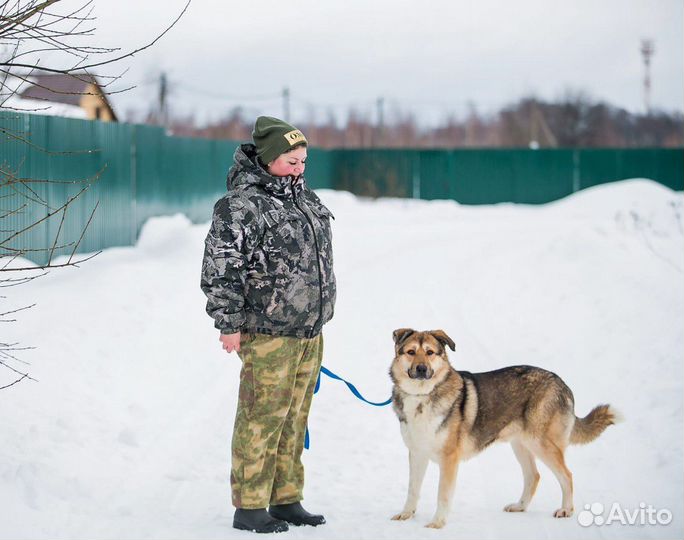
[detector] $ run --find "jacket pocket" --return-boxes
[240,332,257,346]
[236,357,255,419]
[309,203,335,247]
[309,204,335,221]
[262,208,301,245]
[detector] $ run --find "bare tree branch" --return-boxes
[0,373,30,389]
[1,0,191,388]
[0,1,191,77]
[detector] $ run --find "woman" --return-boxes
[201,116,336,534]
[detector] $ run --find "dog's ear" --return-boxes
[429,330,455,351]
[393,328,416,346]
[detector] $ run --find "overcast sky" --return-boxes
[64,0,684,125]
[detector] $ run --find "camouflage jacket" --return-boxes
[201,143,336,339]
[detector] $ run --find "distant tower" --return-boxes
[640,39,655,115]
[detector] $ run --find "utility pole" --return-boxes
[640,39,655,115]
[376,97,385,130]
[158,72,168,127]
[465,101,477,147]
[376,96,384,147]
[530,103,557,148]
[282,87,290,122]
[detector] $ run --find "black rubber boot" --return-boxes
[233,508,289,533]
[268,502,326,526]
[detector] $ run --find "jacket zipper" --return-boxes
[291,177,324,338]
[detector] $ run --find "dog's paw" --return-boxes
[504,502,527,512]
[553,507,573,518]
[425,518,446,529]
[391,510,415,521]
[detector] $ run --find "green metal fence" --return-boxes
[1,111,682,265]
[333,148,684,204]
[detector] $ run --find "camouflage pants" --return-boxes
[231,332,323,509]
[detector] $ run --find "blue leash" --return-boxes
[305,365,392,449]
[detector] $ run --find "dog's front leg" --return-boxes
[391,450,429,521]
[426,452,459,529]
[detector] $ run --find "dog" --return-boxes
[389,328,620,529]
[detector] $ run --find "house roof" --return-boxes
[19,73,104,106]
[1,95,88,120]
[18,73,118,121]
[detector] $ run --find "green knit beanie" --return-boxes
[252,116,307,165]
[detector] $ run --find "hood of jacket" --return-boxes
[227,143,304,199]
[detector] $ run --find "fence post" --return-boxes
[572,149,580,193]
[412,151,421,199]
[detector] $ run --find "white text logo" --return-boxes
[577,502,672,527]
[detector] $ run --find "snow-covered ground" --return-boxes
[1,179,682,540]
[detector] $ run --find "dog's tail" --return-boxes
[570,404,622,445]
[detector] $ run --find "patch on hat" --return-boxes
[283,129,306,146]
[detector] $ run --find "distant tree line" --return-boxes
[165,92,683,149]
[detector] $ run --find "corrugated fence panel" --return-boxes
[1,112,114,264]
[199,138,239,223]
[161,134,214,219]
[403,149,578,204]
[340,147,682,203]
[45,115,87,261]
[578,148,683,191]
[456,150,517,203]
[418,150,454,200]
[647,148,682,190]
[23,113,53,261]
[1,111,39,263]
[133,124,165,233]
[305,147,335,190]
[510,150,576,204]
[134,132,240,231]
[94,119,135,251]
[333,149,415,198]
[43,116,131,260]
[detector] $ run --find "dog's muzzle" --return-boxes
[409,364,432,380]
